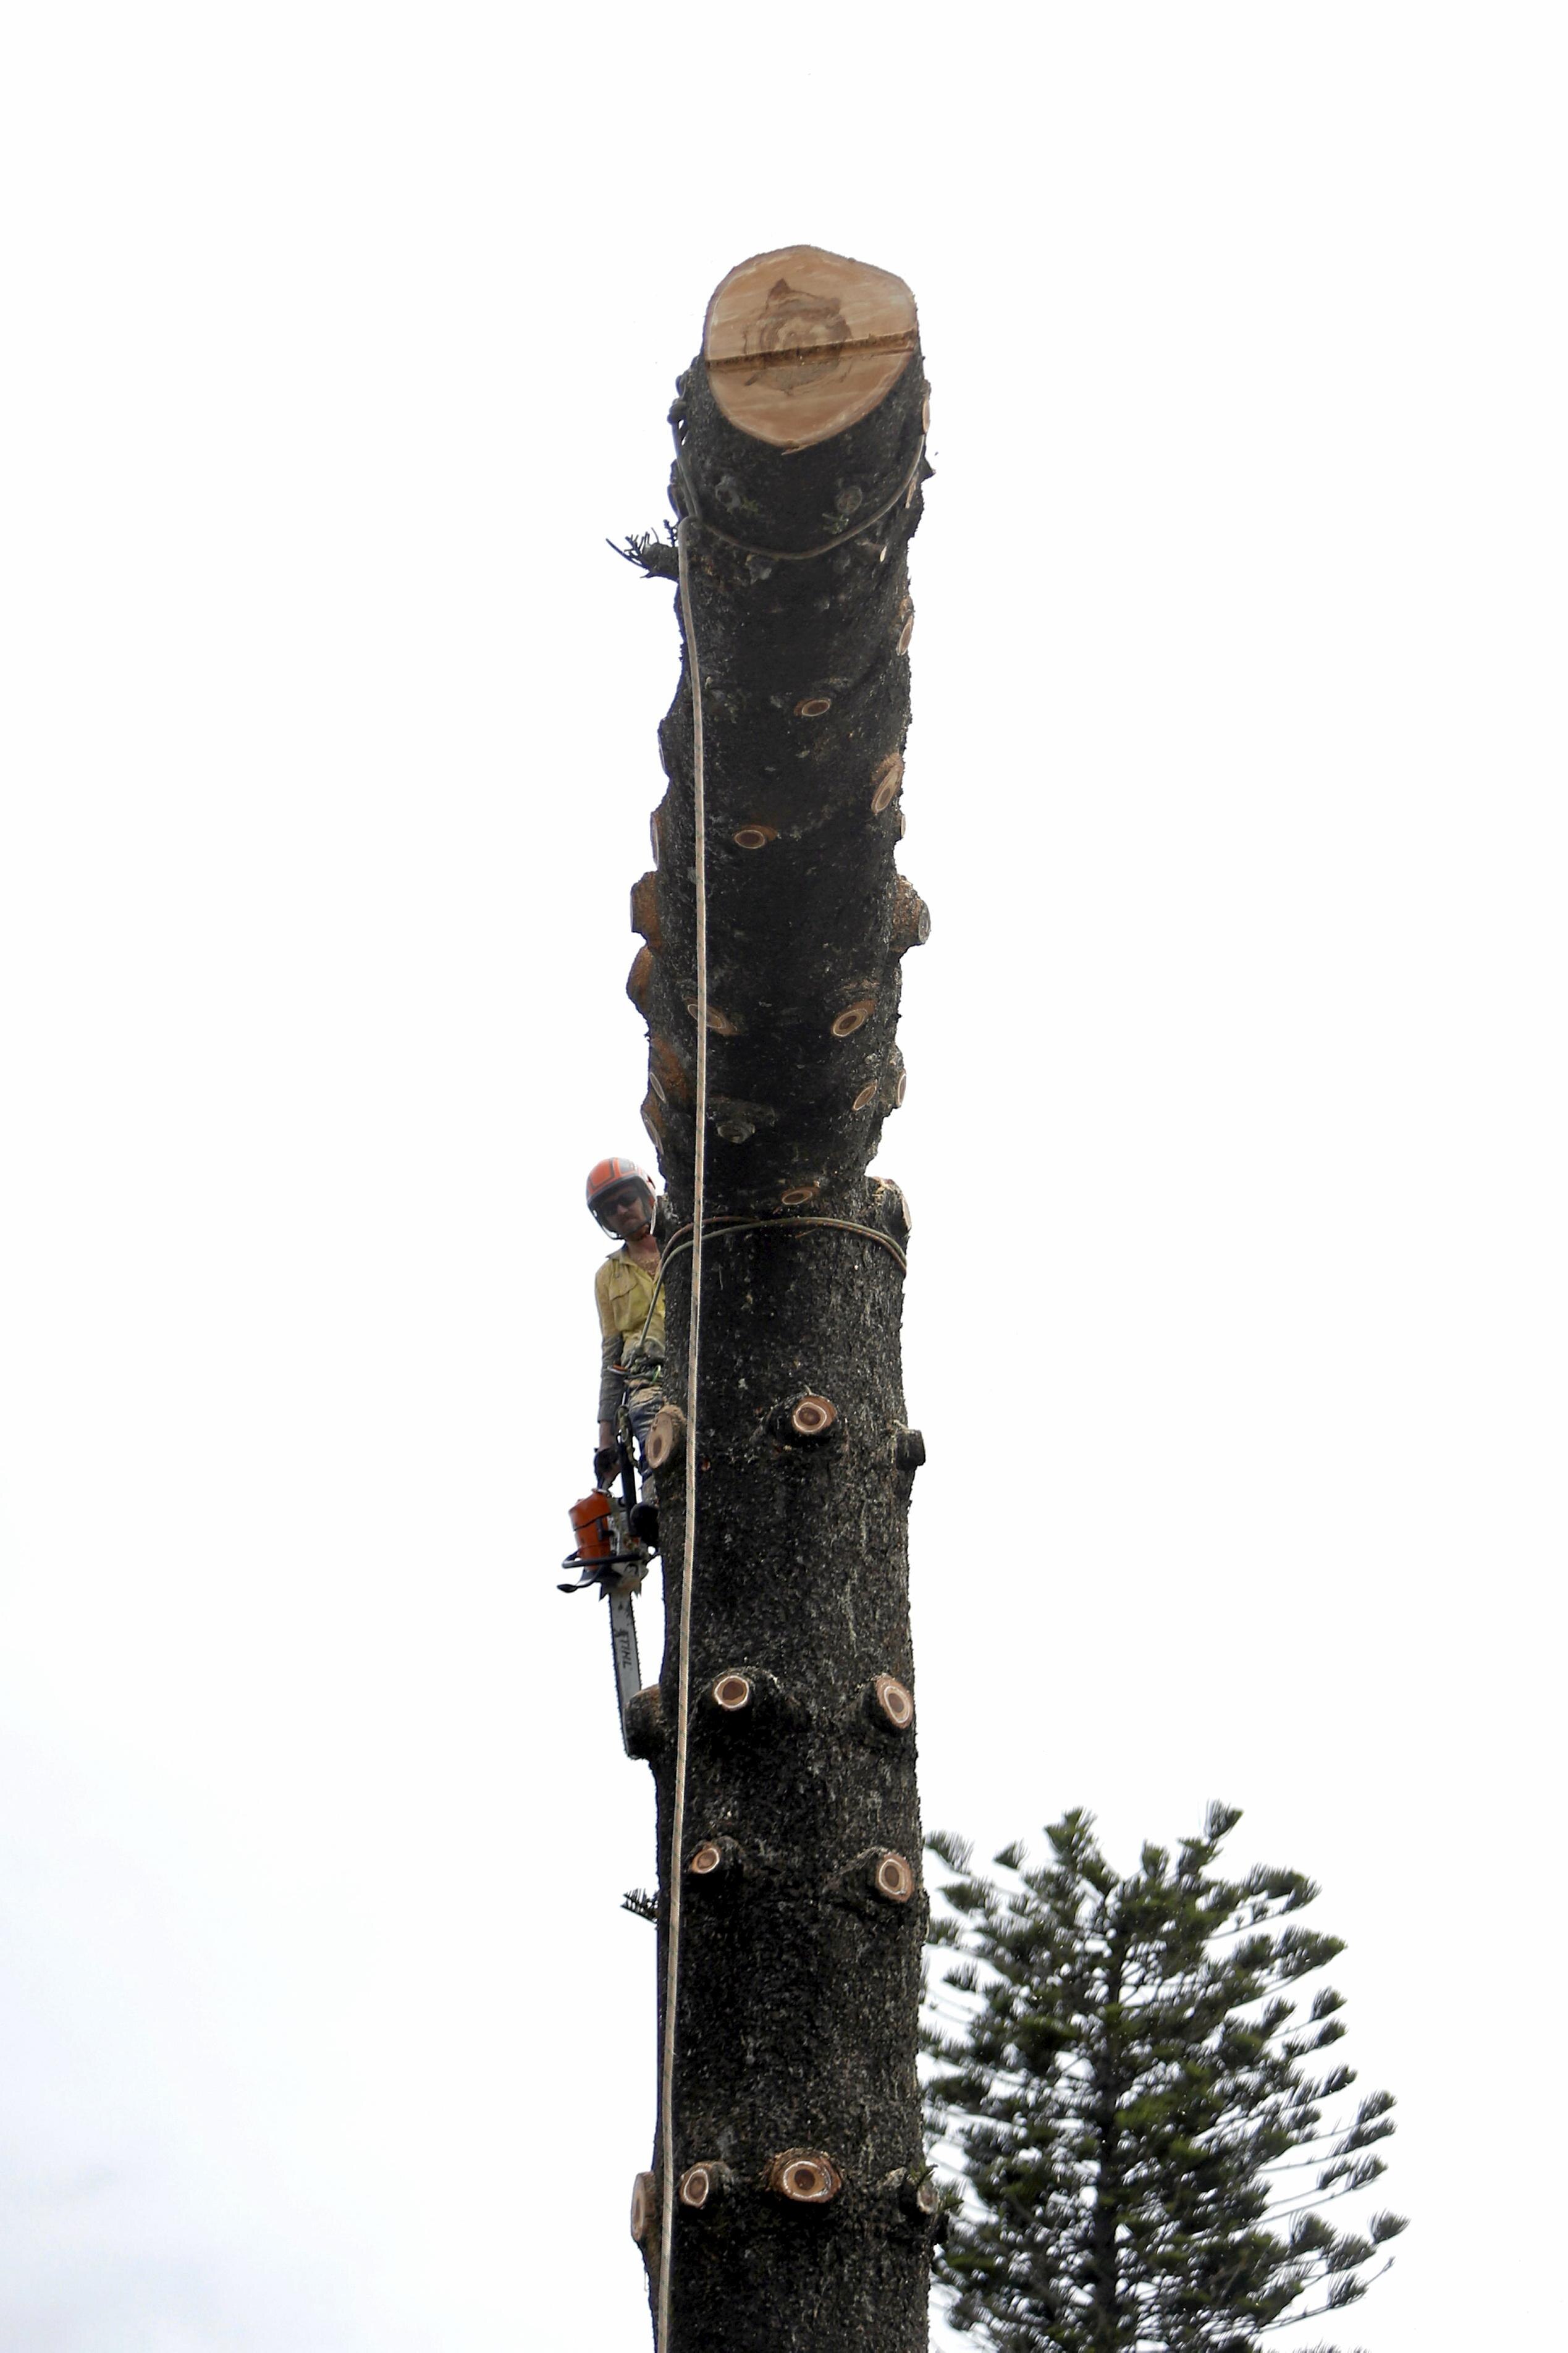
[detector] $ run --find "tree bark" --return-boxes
[1087,1945,1126,2349]
[627,247,934,2352]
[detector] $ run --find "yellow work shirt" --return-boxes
[595,1246,665,1421]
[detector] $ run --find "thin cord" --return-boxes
[660,1214,908,1278]
[623,1212,908,1374]
[671,414,925,564]
[657,517,707,2353]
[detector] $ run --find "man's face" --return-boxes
[603,1186,651,1240]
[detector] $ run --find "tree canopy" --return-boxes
[923,1804,1406,2352]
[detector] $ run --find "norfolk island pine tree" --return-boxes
[922,1804,1406,2352]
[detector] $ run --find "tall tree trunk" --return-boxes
[1088,1945,1126,2349]
[623,247,935,2352]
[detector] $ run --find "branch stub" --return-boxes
[871,1849,917,1904]
[623,1683,664,1760]
[685,997,739,1037]
[891,877,931,954]
[893,1426,925,1474]
[790,1394,837,1440]
[871,752,904,814]
[765,2148,843,2205]
[872,1178,912,1238]
[630,2170,659,2244]
[630,871,661,948]
[871,1673,915,1731]
[646,1405,687,1474]
[678,2161,731,2211]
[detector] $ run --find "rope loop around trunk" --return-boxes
[670,408,926,565]
[660,1214,908,1278]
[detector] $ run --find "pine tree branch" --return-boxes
[1251,2255,1396,2328]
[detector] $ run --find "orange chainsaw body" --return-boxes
[567,1490,616,1565]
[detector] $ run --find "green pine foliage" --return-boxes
[922,1805,1406,2353]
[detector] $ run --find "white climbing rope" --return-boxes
[657,515,708,2353]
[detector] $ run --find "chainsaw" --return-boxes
[558,1428,653,1753]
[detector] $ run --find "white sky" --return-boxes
[2,6,1562,2348]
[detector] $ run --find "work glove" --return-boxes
[592,1444,619,1487]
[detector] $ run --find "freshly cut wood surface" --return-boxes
[646,1403,686,1472]
[630,2171,657,2245]
[703,245,917,451]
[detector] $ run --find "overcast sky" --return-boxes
[2,6,1564,2349]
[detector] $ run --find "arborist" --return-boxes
[587,1155,664,1543]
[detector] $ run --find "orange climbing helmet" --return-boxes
[586,1155,655,1233]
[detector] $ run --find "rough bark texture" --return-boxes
[636,311,930,1212]
[631,248,932,2353]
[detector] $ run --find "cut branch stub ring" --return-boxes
[871,1673,914,1730]
[870,752,903,813]
[790,1395,837,1440]
[646,1405,687,1472]
[872,1850,916,1904]
[765,2149,843,2204]
[630,2171,658,2244]
[679,2163,722,2210]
